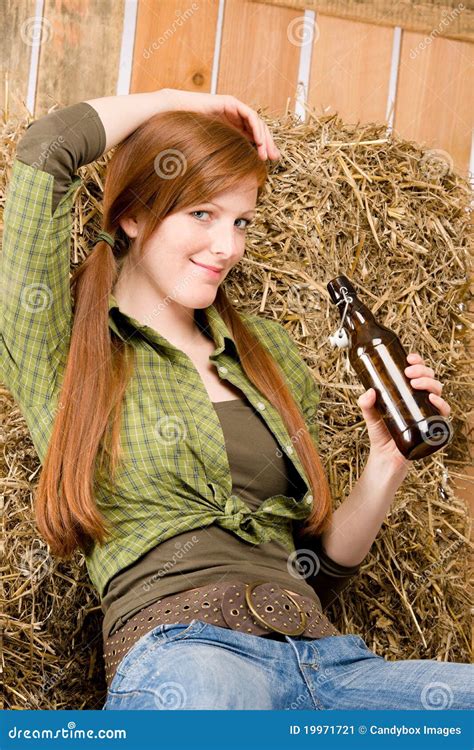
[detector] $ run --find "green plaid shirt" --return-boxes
[1,157,332,598]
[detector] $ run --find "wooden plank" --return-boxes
[131,0,220,93]
[35,0,125,116]
[394,33,473,177]
[217,0,302,115]
[1,0,37,118]
[308,14,393,124]
[252,0,474,43]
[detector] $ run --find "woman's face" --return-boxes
[119,176,258,311]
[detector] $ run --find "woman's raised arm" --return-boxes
[86,88,280,160]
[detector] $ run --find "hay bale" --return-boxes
[1,100,472,710]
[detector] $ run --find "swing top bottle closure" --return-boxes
[327,275,453,460]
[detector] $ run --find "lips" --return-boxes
[190,259,224,273]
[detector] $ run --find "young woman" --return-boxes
[2,88,472,711]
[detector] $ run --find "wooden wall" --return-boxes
[2,0,472,177]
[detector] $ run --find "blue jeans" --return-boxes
[103,619,474,710]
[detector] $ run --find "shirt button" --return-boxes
[256,401,266,410]
[218,366,228,374]
[286,445,294,454]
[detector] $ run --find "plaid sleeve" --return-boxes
[0,161,78,407]
[0,103,106,409]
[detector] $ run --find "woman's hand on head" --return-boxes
[157,88,281,161]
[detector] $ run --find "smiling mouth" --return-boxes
[190,260,223,274]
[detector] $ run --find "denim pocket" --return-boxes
[152,619,206,645]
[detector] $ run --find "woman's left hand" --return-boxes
[357,352,452,471]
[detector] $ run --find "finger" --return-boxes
[357,388,376,408]
[428,392,451,416]
[405,364,435,378]
[233,100,267,157]
[223,97,256,136]
[262,120,280,159]
[406,352,424,365]
[410,377,443,395]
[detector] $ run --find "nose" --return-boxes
[209,221,240,260]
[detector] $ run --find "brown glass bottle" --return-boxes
[327,275,453,460]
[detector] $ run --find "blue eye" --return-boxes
[235,218,253,230]
[191,211,252,230]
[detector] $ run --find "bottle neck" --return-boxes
[338,297,376,331]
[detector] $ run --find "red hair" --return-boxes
[34,110,333,557]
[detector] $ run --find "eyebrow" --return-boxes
[203,201,256,217]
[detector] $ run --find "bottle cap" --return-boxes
[327,275,357,305]
[329,329,350,348]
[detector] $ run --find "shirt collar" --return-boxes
[107,292,238,358]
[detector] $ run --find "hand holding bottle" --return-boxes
[327,275,454,466]
[357,351,452,470]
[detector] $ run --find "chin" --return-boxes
[180,290,219,310]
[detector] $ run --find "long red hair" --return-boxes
[34,110,333,557]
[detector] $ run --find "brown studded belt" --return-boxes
[103,579,341,689]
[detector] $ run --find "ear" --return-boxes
[118,215,140,239]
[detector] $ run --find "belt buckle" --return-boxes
[245,581,307,636]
